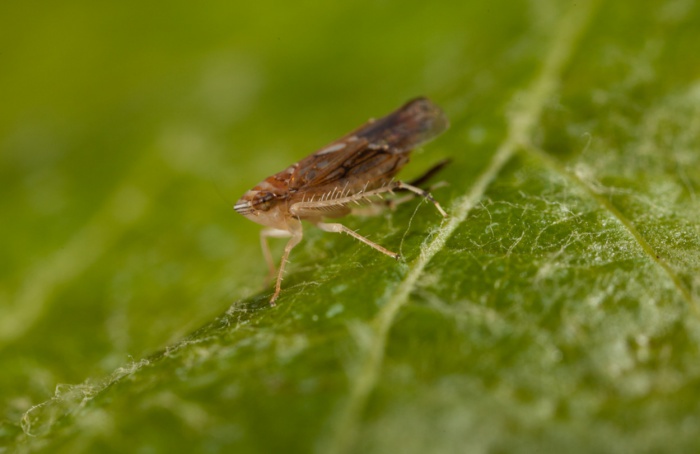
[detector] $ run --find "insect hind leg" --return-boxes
[393,181,448,217]
[290,181,447,218]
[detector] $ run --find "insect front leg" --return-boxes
[315,222,400,260]
[269,220,303,306]
[260,228,293,285]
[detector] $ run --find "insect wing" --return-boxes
[346,96,449,152]
[289,135,370,190]
[290,97,449,191]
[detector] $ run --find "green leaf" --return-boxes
[2,0,700,452]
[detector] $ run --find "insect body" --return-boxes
[234,97,449,305]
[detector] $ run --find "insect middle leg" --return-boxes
[314,222,400,260]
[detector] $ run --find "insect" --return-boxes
[234,97,449,305]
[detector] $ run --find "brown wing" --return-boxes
[289,97,449,192]
[345,97,449,152]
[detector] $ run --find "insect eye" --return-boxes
[254,191,276,211]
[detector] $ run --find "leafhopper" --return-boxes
[234,97,449,304]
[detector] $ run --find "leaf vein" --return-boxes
[320,1,601,452]
[522,142,700,317]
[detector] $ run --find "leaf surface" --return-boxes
[2,1,700,453]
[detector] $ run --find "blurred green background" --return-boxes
[2,0,700,452]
